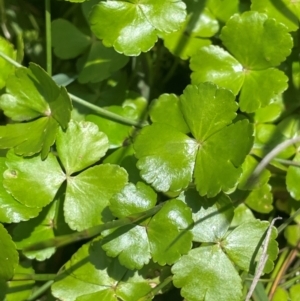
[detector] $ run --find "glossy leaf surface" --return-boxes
[0,37,16,89]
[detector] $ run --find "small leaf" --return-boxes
[52,19,91,59]
[251,0,300,32]
[134,123,198,193]
[0,223,18,281]
[89,0,186,55]
[56,120,109,175]
[194,120,254,197]
[172,245,242,301]
[223,219,278,273]
[220,11,293,69]
[182,190,234,242]
[3,151,65,208]
[287,153,300,200]
[0,157,41,223]
[150,94,189,133]
[207,0,240,22]
[51,238,151,301]
[0,36,16,89]
[64,164,128,231]
[77,41,129,83]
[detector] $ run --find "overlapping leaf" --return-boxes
[134,83,253,197]
[102,185,193,269]
[191,11,293,112]
[51,238,152,301]
[0,223,18,281]
[287,153,300,200]
[3,121,128,231]
[172,192,279,301]
[89,0,187,56]
[0,63,72,158]
[0,37,16,89]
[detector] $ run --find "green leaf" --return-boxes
[291,284,300,301]
[86,107,133,149]
[194,120,253,197]
[231,203,255,228]
[239,68,288,113]
[12,201,60,261]
[52,19,91,59]
[56,120,109,175]
[220,11,293,69]
[0,223,18,281]
[109,182,157,218]
[190,45,244,95]
[134,123,198,193]
[3,151,65,208]
[77,41,129,83]
[64,164,128,231]
[251,0,300,32]
[172,245,243,301]
[207,0,240,22]
[6,260,35,301]
[0,36,16,89]
[284,225,300,247]
[223,219,278,273]
[0,157,41,223]
[180,83,238,141]
[182,191,234,242]
[0,117,59,158]
[51,238,152,301]
[150,94,189,133]
[102,199,193,269]
[89,0,187,55]
[287,153,300,200]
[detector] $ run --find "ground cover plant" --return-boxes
[0,0,300,300]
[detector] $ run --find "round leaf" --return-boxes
[134,123,198,193]
[3,151,65,208]
[56,120,109,175]
[220,11,293,69]
[64,164,128,231]
[190,45,244,95]
[0,223,18,281]
[172,245,243,301]
[89,0,186,55]
[180,83,238,141]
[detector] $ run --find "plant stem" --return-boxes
[0,51,146,127]
[27,280,54,301]
[273,158,300,168]
[69,93,147,127]
[24,203,164,251]
[45,0,52,75]
[12,273,56,281]
[277,207,300,235]
[247,136,300,187]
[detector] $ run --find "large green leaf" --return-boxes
[220,11,292,69]
[89,0,187,55]
[56,120,109,175]
[0,37,16,89]
[135,83,253,196]
[52,19,91,59]
[0,63,72,158]
[0,157,41,223]
[251,0,300,32]
[64,164,128,231]
[77,41,129,83]
[3,151,65,208]
[102,199,193,269]
[172,245,243,301]
[0,223,18,281]
[51,238,152,301]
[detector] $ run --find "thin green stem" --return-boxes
[274,158,300,168]
[27,280,54,301]
[277,207,300,235]
[12,273,56,281]
[24,203,164,251]
[45,0,52,75]
[0,51,146,127]
[247,136,300,187]
[69,93,147,127]
[0,51,22,67]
